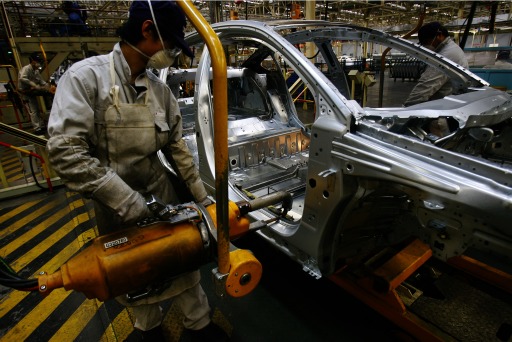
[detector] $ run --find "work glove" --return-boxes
[145,194,174,220]
[200,196,214,208]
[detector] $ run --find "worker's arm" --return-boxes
[403,67,449,107]
[19,66,47,90]
[164,138,208,202]
[46,64,151,225]
[161,99,208,203]
[18,66,37,90]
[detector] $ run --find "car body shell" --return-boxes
[162,20,512,279]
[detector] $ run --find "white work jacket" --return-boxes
[47,43,207,232]
[404,37,469,106]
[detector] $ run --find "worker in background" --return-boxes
[484,50,512,69]
[403,22,469,107]
[18,53,51,136]
[46,1,228,341]
[61,1,89,36]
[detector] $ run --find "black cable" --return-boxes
[0,261,25,280]
[457,17,468,46]
[0,257,39,291]
[17,285,39,292]
[0,257,17,275]
[0,268,20,280]
[0,278,38,291]
[28,155,46,190]
[489,1,498,34]
[0,276,38,291]
[0,277,36,286]
[459,1,478,49]
[305,49,321,60]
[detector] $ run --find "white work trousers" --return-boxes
[125,281,211,331]
[25,96,45,130]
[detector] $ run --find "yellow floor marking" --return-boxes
[0,202,79,256]
[11,212,91,272]
[0,196,67,237]
[0,227,96,319]
[1,191,132,341]
[1,155,18,164]
[163,302,185,342]
[2,159,21,171]
[2,165,20,174]
[36,226,97,274]
[0,198,40,225]
[0,289,31,319]
[212,307,233,337]
[67,196,96,244]
[0,288,71,342]
[101,308,134,342]
[99,323,118,342]
[3,170,23,181]
[50,298,103,342]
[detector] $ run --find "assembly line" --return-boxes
[1,1,511,341]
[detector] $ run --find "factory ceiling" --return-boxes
[0,1,511,39]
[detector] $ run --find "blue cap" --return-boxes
[129,1,193,57]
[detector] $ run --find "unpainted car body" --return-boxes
[164,20,512,279]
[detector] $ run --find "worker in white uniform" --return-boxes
[404,22,469,107]
[485,50,512,69]
[46,1,228,341]
[404,22,469,138]
[18,53,50,136]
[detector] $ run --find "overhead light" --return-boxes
[386,3,406,10]
[339,9,363,17]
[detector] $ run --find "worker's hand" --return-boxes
[200,197,214,208]
[145,194,175,220]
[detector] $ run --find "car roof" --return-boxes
[186,20,487,89]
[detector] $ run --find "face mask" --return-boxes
[125,41,181,69]
[147,48,181,69]
[145,0,182,69]
[429,36,436,47]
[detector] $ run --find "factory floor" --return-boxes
[0,185,407,342]
[0,73,416,342]
[2,179,512,342]
[2,72,510,342]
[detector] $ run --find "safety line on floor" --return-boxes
[0,190,134,341]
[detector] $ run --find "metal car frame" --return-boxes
[163,20,511,281]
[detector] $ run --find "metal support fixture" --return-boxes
[459,1,478,49]
[0,65,25,128]
[328,239,455,341]
[447,255,512,294]
[177,0,231,284]
[0,2,22,70]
